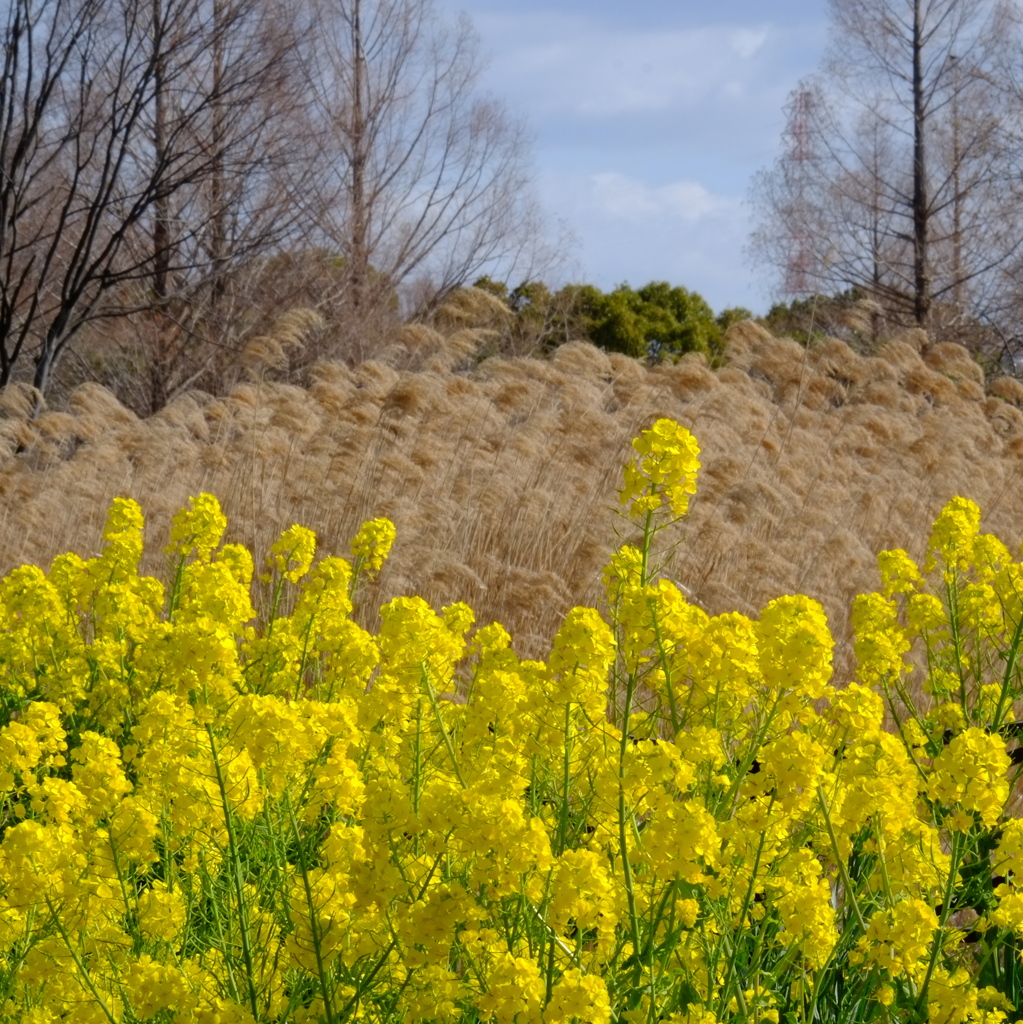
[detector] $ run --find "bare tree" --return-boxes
[748,0,1023,341]
[0,0,312,405]
[0,0,131,396]
[302,0,551,359]
[0,0,557,404]
[121,0,318,411]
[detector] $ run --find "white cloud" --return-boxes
[732,27,770,59]
[476,13,777,116]
[589,173,732,223]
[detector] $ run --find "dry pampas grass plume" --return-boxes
[0,382,44,420]
[241,308,325,378]
[399,287,509,371]
[838,296,883,338]
[432,285,512,329]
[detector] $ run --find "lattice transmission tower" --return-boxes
[779,87,820,299]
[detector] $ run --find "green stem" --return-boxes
[0,903,42,1008]
[422,667,466,789]
[618,668,644,999]
[167,554,187,622]
[42,896,120,1024]
[640,506,655,587]
[915,830,965,1021]
[294,600,320,701]
[284,789,338,1024]
[266,572,287,639]
[944,574,966,710]
[717,814,770,1016]
[558,700,573,855]
[349,554,365,602]
[817,783,867,932]
[992,601,1023,730]
[205,723,261,1022]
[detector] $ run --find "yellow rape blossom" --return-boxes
[988,883,1023,933]
[267,522,316,582]
[959,581,1003,635]
[856,898,937,979]
[602,544,644,603]
[549,848,618,945]
[401,964,469,1023]
[165,493,227,562]
[350,516,397,575]
[926,967,1013,1024]
[676,725,727,771]
[619,418,701,521]
[927,495,981,579]
[929,727,1009,827]
[683,611,759,727]
[993,819,1023,881]
[877,548,922,598]
[544,969,612,1024]
[548,606,615,717]
[475,951,545,1024]
[756,594,834,700]
[135,879,188,944]
[852,591,912,686]
[907,591,947,637]
[973,532,1011,581]
[98,497,146,574]
[770,847,838,968]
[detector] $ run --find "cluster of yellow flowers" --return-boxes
[0,418,1022,1024]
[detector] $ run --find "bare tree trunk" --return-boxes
[950,55,964,318]
[149,0,173,413]
[912,0,930,327]
[207,0,227,310]
[151,2,171,305]
[348,0,370,336]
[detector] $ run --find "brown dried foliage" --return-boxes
[2,320,1022,678]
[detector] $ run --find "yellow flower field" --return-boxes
[1,417,1023,1023]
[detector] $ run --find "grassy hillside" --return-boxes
[2,317,1022,679]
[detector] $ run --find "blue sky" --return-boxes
[436,0,829,315]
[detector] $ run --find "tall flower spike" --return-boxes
[101,497,146,572]
[165,494,227,563]
[350,517,397,575]
[926,495,981,579]
[268,524,316,582]
[619,418,701,521]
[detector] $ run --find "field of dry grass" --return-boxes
[2,312,1022,680]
